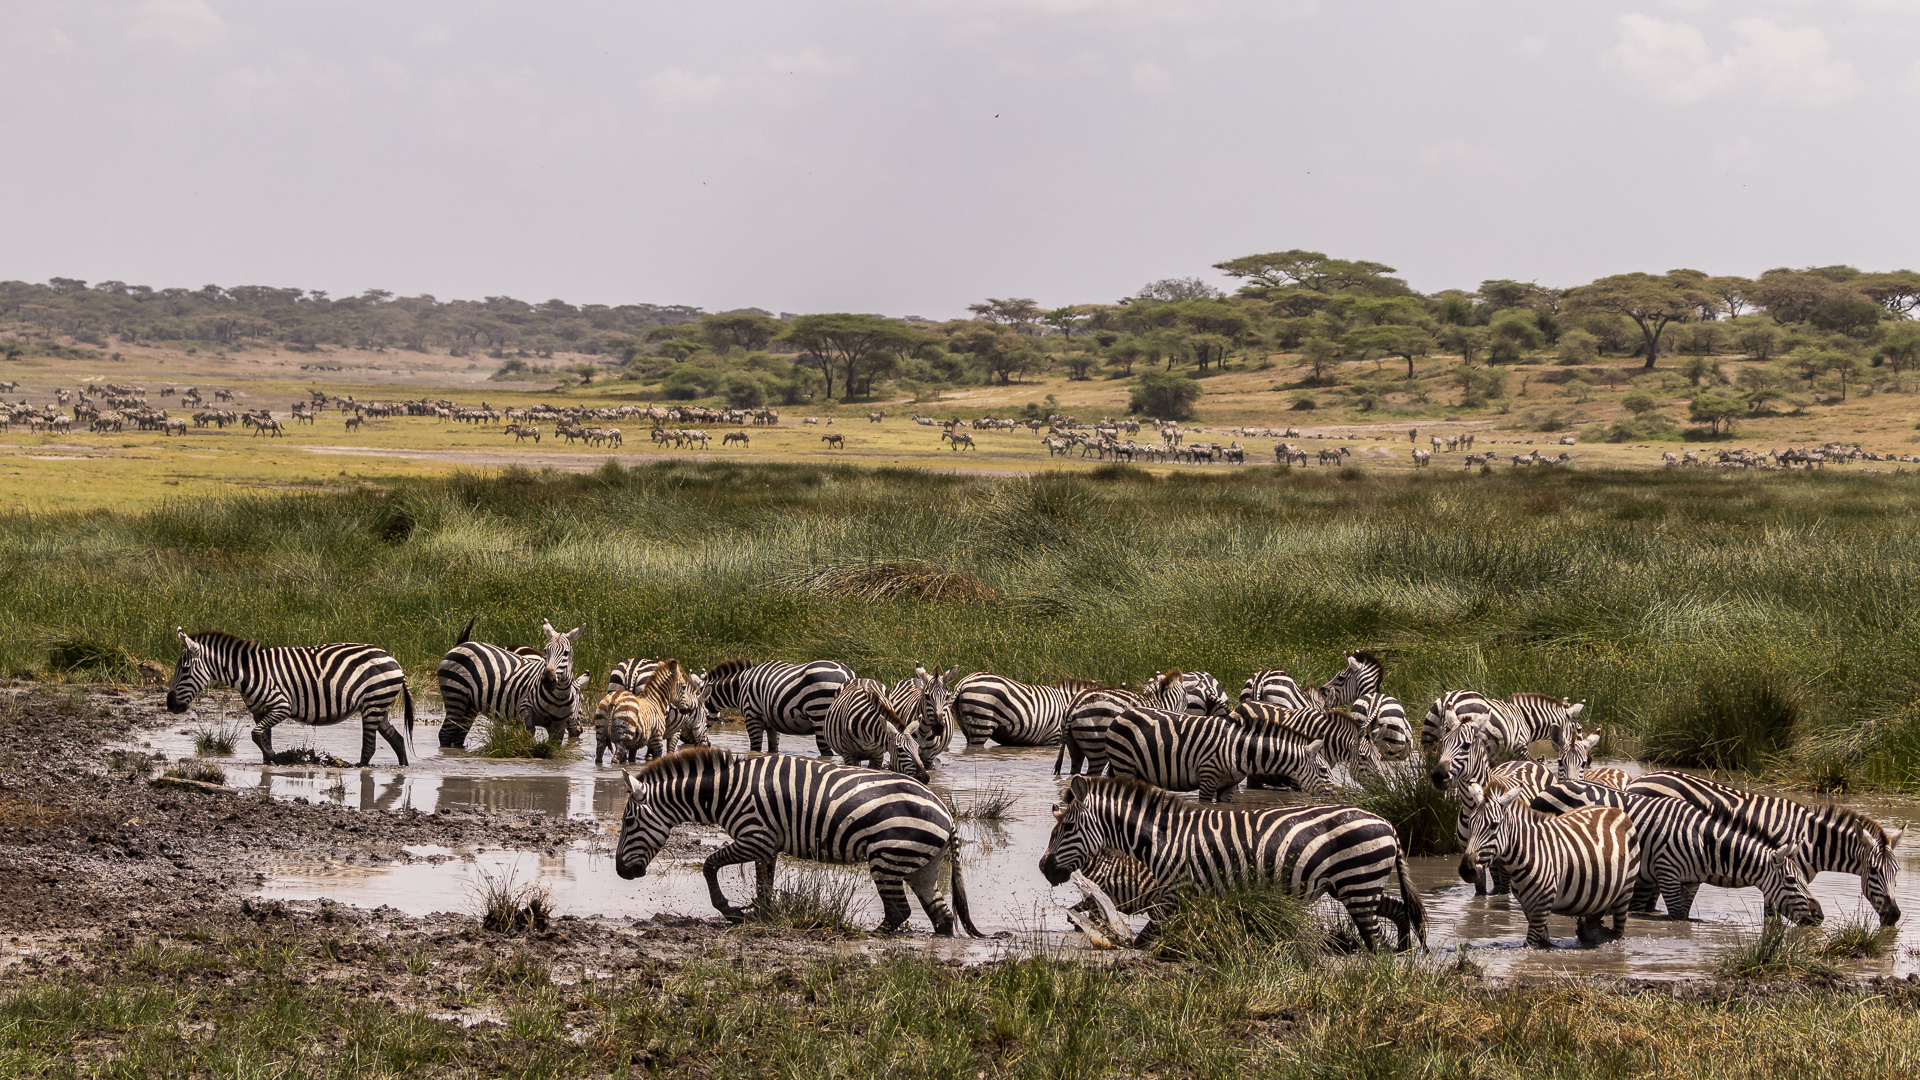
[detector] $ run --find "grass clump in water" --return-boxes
[162,759,227,784]
[475,868,552,934]
[1149,880,1326,968]
[745,866,865,936]
[190,722,242,757]
[1644,667,1801,773]
[480,718,569,760]
[1713,917,1883,981]
[1351,759,1459,855]
[955,780,1017,821]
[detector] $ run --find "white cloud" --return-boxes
[643,67,731,106]
[1605,13,1863,105]
[124,0,226,51]
[1131,59,1171,93]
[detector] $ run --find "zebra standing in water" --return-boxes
[1105,707,1332,801]
[1234,701,1386,784]
[886,663,959,764]
[595,659,700,766]
[823,678,927,781]
[951,672,1102,748]
[1624,771,1904,926]
[1056,671,1183,776]
[1354,690,1413,760]
[701,658,854,755]
[1039,775,1425,950]
[1461,783,1639,948]
[1529,779,1820,924]
[606,658,710,755]
[1428,693,1584,790]
[1239,652,1383,711]
[1173,670,1232,716]
[166,628,414,767]
[437,618,588,748]
[614,747,982,936]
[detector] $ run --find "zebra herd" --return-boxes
[161,625,1904,949]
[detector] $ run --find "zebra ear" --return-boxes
[541,618,557,638]
[1305,738,1325,760]
[625,771,643,797]
[1066,774,1090,801]
[573,673,590,691]
[1462,782,1484,808]
[1580,734,1600,752]
[1567,700,1586,719]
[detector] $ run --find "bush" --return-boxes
[1290,394,1318,411]
[1128,369,1202,421]
[661,364,721,401]
[1351,761,1458,856]
[481,718,571,760]
[476,869,553,934]
[747,866,865,936]
[1557,329,1599,366]
[1151,881,1327,967]
[1643,669,1800,773]
[721,373,766,409]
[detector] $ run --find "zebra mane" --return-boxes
[1348,650,1381,667]
[188,630,258,648]
[705,658,751,682]
[1506,691,1571,708]
[636,658,683,699]
[635,745,733,780]
[1051,677,1110,691]
[1811,801,1897,845]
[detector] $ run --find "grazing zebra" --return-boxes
[1422,689,1584,759]
[1624,771,1904,926]
[886,663,960,763]
[1239,651,1383,711]
[165,628,414,767]
[1461,785,1639,948]
[1429,693,1585,789]
[614,747,982,936]
[1529,779,1820,924]
[1067,847,1165,918]
[702,658,854,755]
[1039,775,1425,950]
[606,658,710,755]
[595,659,700,765]
[952,672,1100,748]
[436,618,588,748]
[1174,670,1232,716]
[1106,706,1331,802]
[823,678,927,781]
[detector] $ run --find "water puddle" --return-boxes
[137,704,1920,979]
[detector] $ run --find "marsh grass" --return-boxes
[1150,882,1327,968]
[955,779,1018,821]
[1715,917,1890,980]
[480,718,569,760]
[743,866,866,936]
[1352,759,1459,855]
[162,759,226,784]
[10,463,1920,787]
[474,868,552,934]
[190,721,242,757]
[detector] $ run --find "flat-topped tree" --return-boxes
[1563,272,1711,371]
[1212,250,1411,306]
[783,314,925,401]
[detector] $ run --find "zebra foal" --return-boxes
[595,659,700,766]
[1039,775,1425,950]
[166,628,414,767]
[614,747,982,936]
[606,657,710,756]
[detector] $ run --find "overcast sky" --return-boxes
[4,1,1917,318]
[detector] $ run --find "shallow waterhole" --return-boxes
[139,708,1920,980]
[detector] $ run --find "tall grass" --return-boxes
[7,461,1920,786]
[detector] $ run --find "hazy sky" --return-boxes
[4,1,1917,317]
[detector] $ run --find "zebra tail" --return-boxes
[1052,739,1067,775]
[403,681,415,752]
[1397,853,1427,951]
[456,615,476,646]
[949,836,985,938]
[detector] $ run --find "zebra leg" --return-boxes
[439,703,475,749]
[1576,915,1604,947]
[901,857,957,936]
[362,700,408,768]
[871,871,914,933]
[1665,881,1699,922]
[250,703,289,764]
[1519,891,1554,949]
[700,833,777,922]
[1630,874,1661,914]
[1338,893,1383,951]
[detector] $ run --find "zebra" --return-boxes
[1105,706,1331,802]
[1437,721,1556,893]
[1039,775,1425,951]
[823,678,927,781]
[1173,670,1232,716]
[613,747,982,936]
[436,618,588,748]
[1233,701,1386,787]
[886,663,959,764]
[1529,779,1820,924]
[594,659,700,766]
[1624,771,1904,926]
[1554,722,1630,789]
[1055,672,1185,776]
[701,658,854,755]
[1461,784,1639,948]
[606,657,710,755]
[1421,689,1585,759]
[1239,651,1383,711]
[165,628,414,767]
[1355,689,1413,760]
[951,672,1101,748]
[1066,847,1165,919]
[1429,693,1585,789]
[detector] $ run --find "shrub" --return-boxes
[481,718,570,760]
[1643,669,1799,773]
[747,866,865,935]
[476,868,553,934]
[1127,369,1202,421]
[1352,761,1458,856]
[1151,881,1327,968]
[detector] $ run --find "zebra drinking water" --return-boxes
[613,747,982,936]
[1105,706,1332,802]
[952,672,1103,748]
[437,618,588,748]
[823,678,927,780]
[165,628,414,767]
[1039,775,1425,950]
[701,658,854,755]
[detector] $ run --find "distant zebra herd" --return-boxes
[162,625,1903,948]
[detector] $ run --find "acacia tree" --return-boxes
[783,314,923,400]
[1563,273,1708,371]
[967,297,1043,334]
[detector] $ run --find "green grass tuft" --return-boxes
[480,718,570,760]
[1150,881,1327,969]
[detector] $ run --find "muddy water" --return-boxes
[136,708,1920,979]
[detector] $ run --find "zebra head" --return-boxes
[1835,809,1906,927]
[1040,775,1114,886]
[1758,841,1822,927]
[1556,729,1602,781]
[1431,717,1489,790]
[1186,672,1232,717]
[1320,652,1383,708]
[1460,782,1521,887]
[166,628,209,714]
[538,619,583,683]
[1144,670,1185,711]
[615,771,671,880]
[868,687,928,782]
[677,670,711,747]
[912,663,959,761]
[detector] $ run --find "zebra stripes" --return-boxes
[1553,725,1630,789]
[1172,670,1231,716]
[824,678,927,781]
[1239,651,1383,711]
[1355,690,1413,760]
[952,673,1099,748]
[606,657,710,758]
[1054,672,1183,776]
[166,628,414,767]
[594,659,700,766]
[1068,847,1165,918]
[1106,706,1331,802]
[886,663,959,764]
[1462,784,1639,948]
[1039,775,1425,950]
[1430,694,1584,789]
[1529,779,1820,924]
[1624,771,1904,926]
[437,618,588,748]
[702,658,854,755]
[613,747,982,936]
